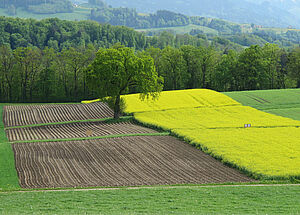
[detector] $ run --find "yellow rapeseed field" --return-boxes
[134,106,300,130]
[173,127,300,177]
[123,89,300,178]
[81,99,101,104]
[123,89,240,113]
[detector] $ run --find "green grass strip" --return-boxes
[11,132,170,144]
[0,105,20,190]
[5,116,134,130]
[1,185,300,214]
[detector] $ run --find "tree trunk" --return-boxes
[74,69,78,100]
[114,95,121,119]
[202,64,206,88]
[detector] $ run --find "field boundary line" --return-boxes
[2,184,300,194]
[4,116,133,130]
[11,132,170,144]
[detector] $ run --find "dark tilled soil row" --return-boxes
[3,102,113,127]
[6,121,158,142]
[13,136,255,189]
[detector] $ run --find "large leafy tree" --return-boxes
[88,45,163,118]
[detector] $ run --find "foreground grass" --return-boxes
[0,105,20,190]
[1,185,300,214]
[224,88,300,120]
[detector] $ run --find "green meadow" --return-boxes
[224,88,300,120]
[1,185,300,214]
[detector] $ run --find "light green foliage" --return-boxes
[0,186,300,214]
[88,45,163,118]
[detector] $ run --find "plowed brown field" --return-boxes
[13,136,255,189]
[6,121,158,142]
[3,102,113,127]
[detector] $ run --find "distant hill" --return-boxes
[0,0,73,14]
[103,0,300,28]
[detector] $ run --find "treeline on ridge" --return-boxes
[0,17,242,51]
[89,3,300,48]
[0,17,300,103]
[0,43,300,103]
[90,7,242,34]
[0,17,148,50]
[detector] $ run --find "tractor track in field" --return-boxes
[6,121,158,142]
[3,102,113,127]
[12,136,254,189]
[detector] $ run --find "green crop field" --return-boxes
[1,185,300,214]
[224,89,300,121]
[0,7,90,21]
[0,104,20,190]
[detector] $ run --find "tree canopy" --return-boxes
[88,45,163,118]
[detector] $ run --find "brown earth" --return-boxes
[6,121,158,142]
[3,102,113,127]
[13,136,255,189]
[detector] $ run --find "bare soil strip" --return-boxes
[13,136,255,189]
[3,103,113,127]
[6,121,158,142]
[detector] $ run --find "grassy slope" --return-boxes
[0,105,20,190]
[1,185,300,214]
[224,89,300,121]
[0,7,90,21]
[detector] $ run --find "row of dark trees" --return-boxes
[0,43,299,103]
[0,17,149,50]
[90,7,242,34]
[147,44,300,92]
[0,44,96,102]
[0,17,245,53]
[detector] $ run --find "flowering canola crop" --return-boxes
[123,89,300,178]
[123,89,240,113]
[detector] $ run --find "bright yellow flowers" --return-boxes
[123,89,300,178]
